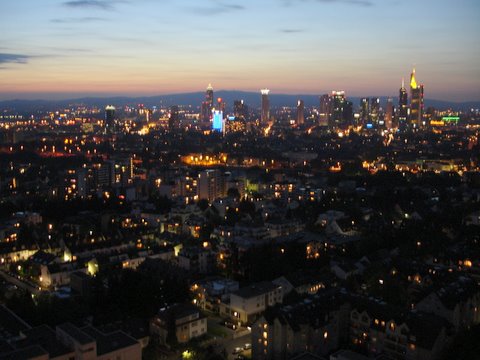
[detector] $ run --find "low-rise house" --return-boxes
[331,261,359,280]
[265,217,305,238]
[273,270,329,297]
[150,304,207,346]
[416,277,480,331]
[349,297,450,360]
[252,291,347,360]
[40,261,87,289]
[191,277,239,312]
[221,281,283,325]
[177,246,215,274]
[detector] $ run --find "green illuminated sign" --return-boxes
[442,116,460,123]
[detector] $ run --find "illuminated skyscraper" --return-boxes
[330,91,346,128]
[201,84,214,123]
[233,100,247,120]
[261,89,270,124]
[410,68,424,127]
[370,97,380,126]
[319,94,330,126]
[212,109,224,133]
[385,98,394,129]
[296,100,305,125]
[398,78,408,127]
[217,97,226,115]
[105,105,115,133]
[360,98,369,126]
[168,105,179,130]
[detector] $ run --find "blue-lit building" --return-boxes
[212,110,224,133]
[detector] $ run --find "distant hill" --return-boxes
[0,91,479,113]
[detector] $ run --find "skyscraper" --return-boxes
[369,97,380,126]
[212,109,224,133]
[296,100,305,126]
[319,94,330,127]
[409,68,424,127]
[201,84,214,124]
[330,91,346,128]
[217,97,226,115]
[360,98,369,126]
[385,98,394,129]
[168,105,179,130]
[233,100,247,120]
[105,105,115,133]
[398,78,408,128]
[261,89,270,125]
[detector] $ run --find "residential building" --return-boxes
[150,304,207,346]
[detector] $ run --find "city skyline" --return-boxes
[1,0,479,101]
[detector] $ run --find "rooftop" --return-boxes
[81,326,138,356]
[15,325,72,358]
[232,281,279,299]
[0,305,31,342]
[57,323,94,345]
[0,345,48,360]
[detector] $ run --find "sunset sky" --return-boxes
[1,0,479,101]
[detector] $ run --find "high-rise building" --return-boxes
[105,105,115,133]
[319,94,330,127]
[261,89,270,125]
[330,91,346,128]
[201,84,214,124]
[296,100,305,126]
[212,110,224,133]
[233,100,247,120]
[217,97,226,115]
[344,100,353,126]
[410,68,424,127]
[169,105,179,130]
[360,98,369,126]
[398,78,408,128]
[369,97,380,126]
[385,98,394,129]
[197,169,224,202]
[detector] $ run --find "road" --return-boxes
[206,315,252,359]
[222,333,251,360]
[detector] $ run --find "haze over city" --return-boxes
[1,0,479,101]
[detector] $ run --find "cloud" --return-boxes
[283,0,373,6]
[63,1,116,10]
[51,16,107,23]
[0,53,30,65]
[281,29,305,33]
[191,1,246,16]
[45,47,95,53]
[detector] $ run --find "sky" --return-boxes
[0,0,479,101]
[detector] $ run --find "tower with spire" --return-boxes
[409,68,424,127]
[201,84,214,125]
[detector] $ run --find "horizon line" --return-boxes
[0,90,479,104]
